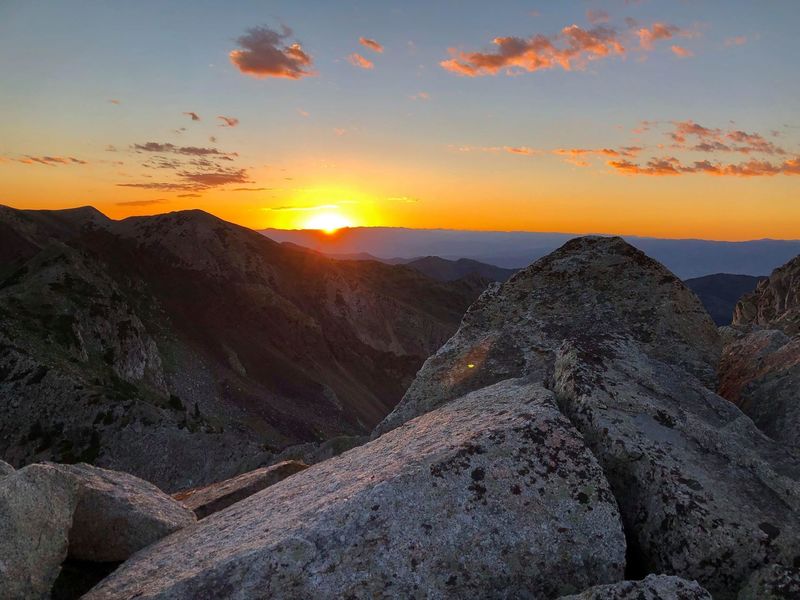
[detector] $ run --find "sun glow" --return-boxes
[303,212,353,234]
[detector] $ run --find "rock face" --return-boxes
[0,458,13,477]
[737,564,800,600]
[554,335,800,599]
[718,329,800,446]
[719,253,800,447]
[0,205,484,490]
[558,574,712,600]
[86,380,626,599]
[734,255,800,335]
[52,462,196,562]
[173,460,308,519]
[376,236,720,436]
[0,464,78,599]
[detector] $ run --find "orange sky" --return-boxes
[2,1,799,241]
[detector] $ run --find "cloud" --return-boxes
[117,182,200,191]
[440,24,625,76]
[586,10,610,25]
[108,99,121,105]
[725,35,748,47]
[297,108,310,117]
[183,111,200,121]
[179,168,250,187]
[333,128,347,136]
[230,187,271,192]
[17,155,87,166]
[217,116,239,127]
[359,37,383,53]
[266,204,339,211]
[132,142,238,158]
[229,26,313,79]
[178,193,202,198]
[347,53,374,70]
[669,120,785,155]
[504,146,537,155]
[608,156,800,177]
[636,23,681,50]
[115,199,169,207]
[410,91,430,101]
[671,45,693,58]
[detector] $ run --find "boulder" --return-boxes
[0,458,13,477]
[375,236,720,436]
[86,380,626,599]
[718,329,800,446]
[737,564,800,600]
[0,464,78,599]
[558,574,712,599]
[554,335,800,599]
[173,460,308,519]
[50,462,196,562]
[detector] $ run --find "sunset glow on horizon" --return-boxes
[1,1,799,241]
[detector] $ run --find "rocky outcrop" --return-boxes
[0,462,195,598]
[0,464,78,598]
[376,236,720,436]
[554,335,800,599]
[52,462,196,562]
[734,255,800,335]
[86,380,626,599]
[737,564,800,600]
[0,458,13,477]
[558,574,712,599]
[718,329,800,446]
[173,460,308,519]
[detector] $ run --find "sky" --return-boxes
[1,0,799,240]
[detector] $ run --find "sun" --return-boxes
[304,213,352,234]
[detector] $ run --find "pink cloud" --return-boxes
[17,155,87,166]
[359,37,384,53]
[725,35,748,47]
[636,23,681,50]
[183,111,200,121]
[217,116,239,128]
[441,25,625,76]
[671,45,693,58]
[229,26,313,79]
[347,53,374,70]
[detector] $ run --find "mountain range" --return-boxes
[0,205,485,490]
[261,226,800,279]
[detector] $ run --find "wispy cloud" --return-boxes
[230,187,271,192]
[347,53,374,70]
[217,116,239,128]
[668,120,786,155]
[609,156,800,177]
[586,10,610,25]
[16,155,88,166]
[229,25,314,79]
[265,204,339,211]
[133,142,238,158]
[115,199,169,207]
[670,45,693,58]
[441,24,625,76]
[725,35,748,47]
[410,91,430,101]
[359,37,384,53]
[179,168,250,187]
[183,111,200,121]
[108,99,121,105]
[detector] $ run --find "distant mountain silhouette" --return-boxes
[684,274,765,325]
[0,206,486,490]
[402,256,517,282]
[261,227,800,278]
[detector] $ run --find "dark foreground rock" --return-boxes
[0,458,13,477]
[86,380,626,599]
[0,462,195,597]
[554,335,800,599]
[737,564,800,600]
[53,462,196,561]
[375,236,720,436]
[0,464,77,598]
[173,460,308,519]
[558,574,712,599]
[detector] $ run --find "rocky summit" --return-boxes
[2,230,799,599]
[375,235,721,436]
